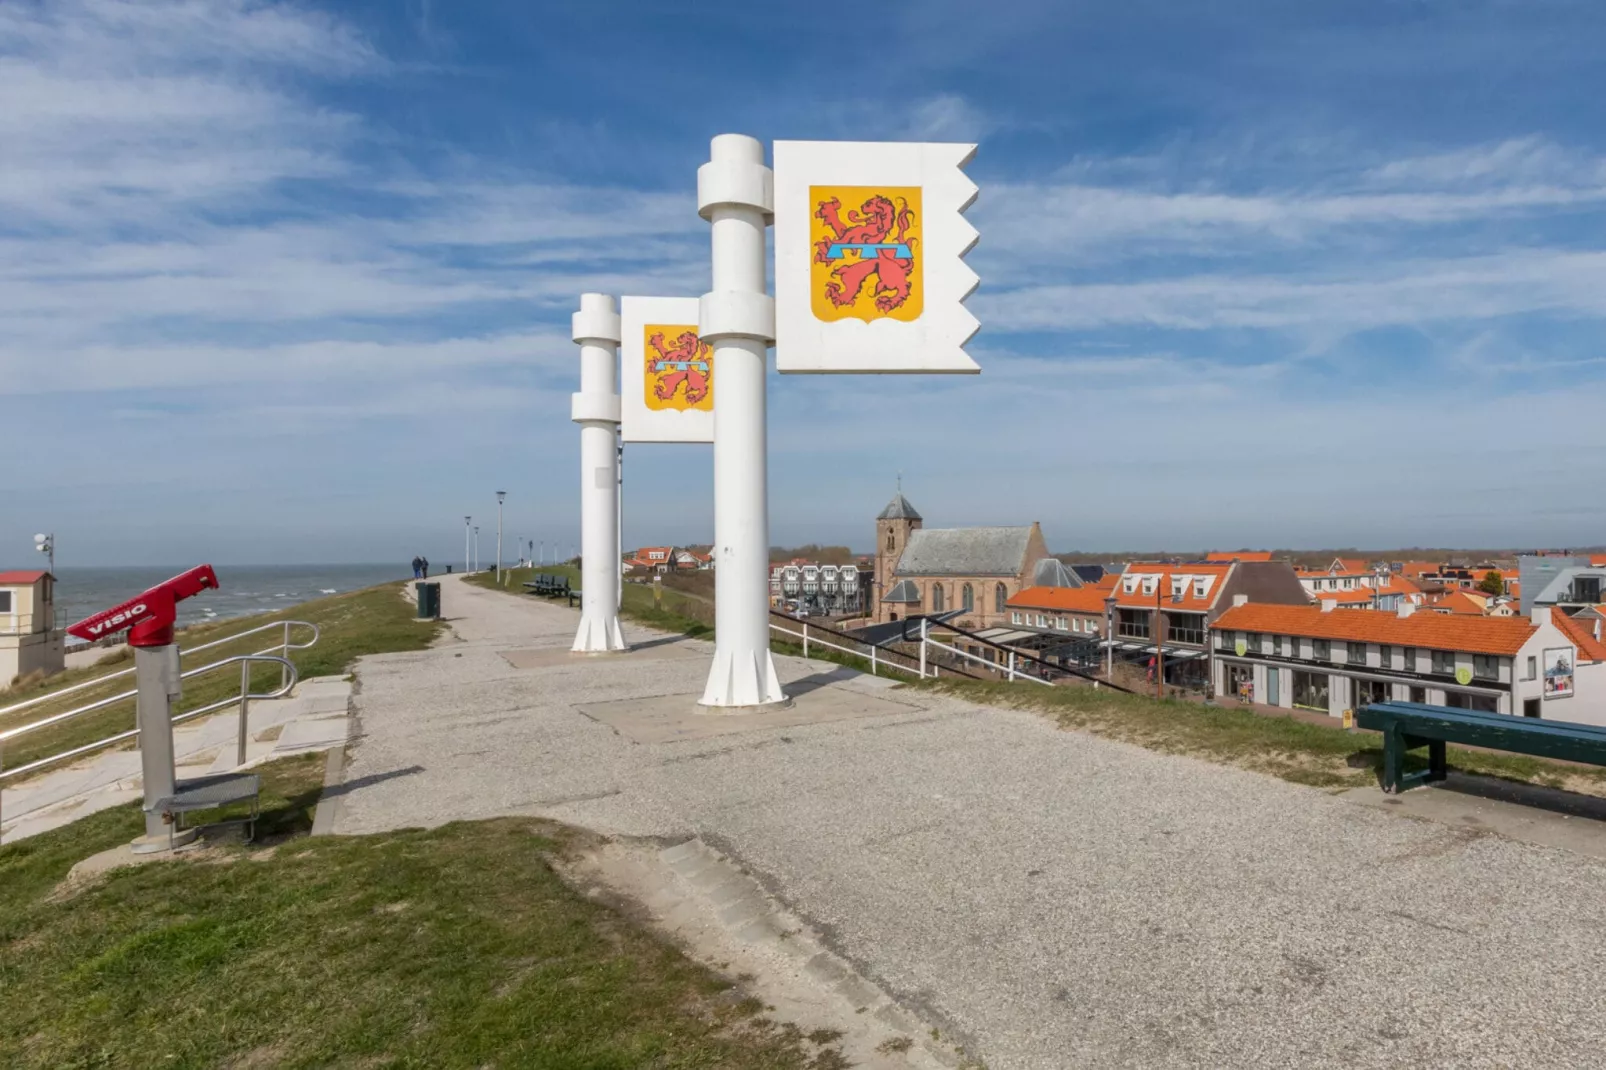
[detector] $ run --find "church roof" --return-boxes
[883,579,924,603]
[894,527,1036,578]
[877,493,922,521]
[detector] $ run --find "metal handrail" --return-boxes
[770,620,930,681]
[0,619,318,720]
[0,655,297,787]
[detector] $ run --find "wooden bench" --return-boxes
[1355,701,1606,793]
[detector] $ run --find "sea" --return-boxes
[52,564,411,642]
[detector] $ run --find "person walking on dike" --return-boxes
[421,556,429,579]
[411,556,422,579]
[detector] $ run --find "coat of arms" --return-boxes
[644,326,712,412]
[809,185,923,323]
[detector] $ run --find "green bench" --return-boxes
[522,573,571,598]
[1355,701,1606,793]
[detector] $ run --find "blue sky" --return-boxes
[4,0,1605,566]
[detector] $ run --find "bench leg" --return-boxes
[1428,739,1448,783]
[1382,727,1404,794]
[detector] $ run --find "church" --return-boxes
[871,491,1064,629]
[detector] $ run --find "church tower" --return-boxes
[874,488,922,616]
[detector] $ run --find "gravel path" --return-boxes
[333,574,1606,1069]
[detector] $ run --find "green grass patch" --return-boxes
[0,755,841,1069]
[468,565,715,638]
[1,583,441,775]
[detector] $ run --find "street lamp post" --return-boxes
[464,516,472,575]
[495,491,507,582]
[34,532,54,575]
[473,526,480,571]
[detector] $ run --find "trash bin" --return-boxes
[416,581,440,619]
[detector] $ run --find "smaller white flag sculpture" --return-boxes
[773,140,978,374]
[620,296,715,443]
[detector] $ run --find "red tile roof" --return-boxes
[1312,574,1423,606]
[1553,609,1606,663]
[1110,564,1233,610]
[1432,591,1488,616]
[1206,551,1272,562]
[1331,558,1367,574]
[1212,604,1536,656]
[1008,585,1112,614]
[0,570,47,585]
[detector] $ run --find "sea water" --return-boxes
[52,564,411,640]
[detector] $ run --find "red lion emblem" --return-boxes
[812,194,917,312]
[647,330,710,405]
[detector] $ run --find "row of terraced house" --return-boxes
[862,490,1606,726]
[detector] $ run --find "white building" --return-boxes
[1211,599,1606,723]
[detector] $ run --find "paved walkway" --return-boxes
[331,574,1606,1069]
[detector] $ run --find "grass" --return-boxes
[466,564,715,638]
[470,570,1606,800]
[0,582,442,775]
[0,755,846,1070]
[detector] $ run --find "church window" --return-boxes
[932,583,944,612]
[886,530,894,552]
[962,584,974,612]
[995,583,1007,613]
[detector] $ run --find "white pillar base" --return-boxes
[699,645,786,709]
[572,611,628,654]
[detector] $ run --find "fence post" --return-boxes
[1008,652,1017,682]
[237,660,251,767]
[870,643,878,675]
[803,623,810,660]
[281,621,291,690]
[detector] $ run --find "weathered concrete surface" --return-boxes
[333,574,1606,1070]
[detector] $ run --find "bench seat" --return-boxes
[1355,701,1606,793]
[146,771,262,845]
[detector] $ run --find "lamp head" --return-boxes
[496,491,507,504]
[34,533,48,547]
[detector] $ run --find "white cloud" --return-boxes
[977,249,1606,332]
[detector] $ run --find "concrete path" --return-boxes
[331,574,1606,1070]
[0,677,353,844]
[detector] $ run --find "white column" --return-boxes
[571,293,628,653]
[698,134,785,708]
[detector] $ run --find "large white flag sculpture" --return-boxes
[773,140,978,374]
[691,134,980,709]
[620,296,714,444]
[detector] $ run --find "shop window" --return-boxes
[1292,671,1330,712]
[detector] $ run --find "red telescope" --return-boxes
[67,564,220,648]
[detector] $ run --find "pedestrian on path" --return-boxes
[421,556,430,579]
[411,556,422,579]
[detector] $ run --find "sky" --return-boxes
[3,0,1605,566]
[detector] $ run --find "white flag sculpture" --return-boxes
[620,296,714,444]
[694,134,980,709]
[773,140,978,373]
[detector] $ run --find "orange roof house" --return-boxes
[1553,608,1606,663]
[1008,585,1113,615]
[1212,603,1537,657]
[1206,551,1273,563]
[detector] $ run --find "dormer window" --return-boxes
[1194,578,1211,599]
[1140,575,1157,596]
[1123,576,1138,594]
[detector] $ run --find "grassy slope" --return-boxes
[477,571,1606,798]
[0,755,843,1070]
[0,582,442,773]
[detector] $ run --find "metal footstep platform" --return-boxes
[146,771,261,848]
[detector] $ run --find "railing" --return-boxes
[768,611,986,682]
[0,620,319,824]
[0,619,317,725]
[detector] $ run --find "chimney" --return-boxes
[1320,600,1337,613]
[1233,593,1249,607]
[1398,602,1416,619]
